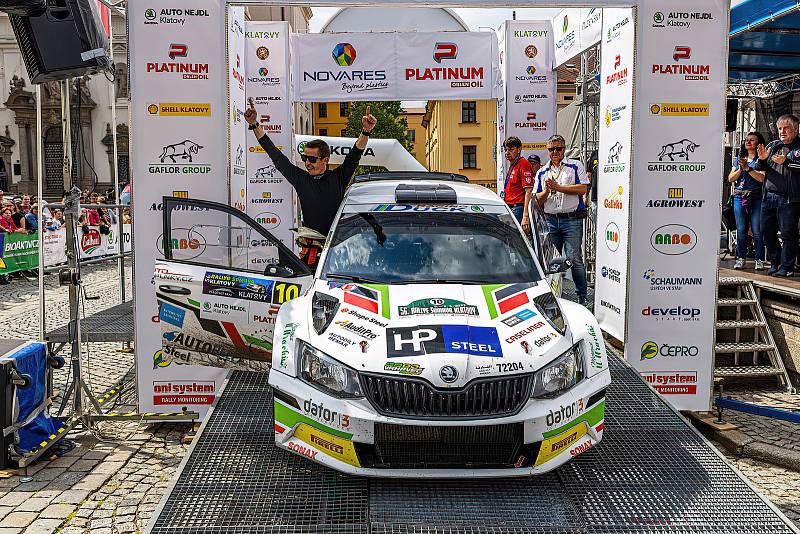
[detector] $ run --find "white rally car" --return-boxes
[154,172,610,476]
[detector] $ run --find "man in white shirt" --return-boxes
[535,135,590,305]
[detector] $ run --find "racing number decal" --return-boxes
[273,283,301,304]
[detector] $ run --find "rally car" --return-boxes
[154,172,610,476]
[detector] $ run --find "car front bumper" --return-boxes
[268,368,611,478]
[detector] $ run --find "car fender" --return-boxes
[270,295,309,378]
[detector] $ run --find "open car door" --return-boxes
[527,199,563,296]
[154,197,312,370]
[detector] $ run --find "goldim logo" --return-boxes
[332,43,356,66]
[433,42,457,63]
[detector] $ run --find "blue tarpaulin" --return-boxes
[1,342,63,453]
[730,1,800,81]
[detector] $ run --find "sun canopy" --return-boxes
[729,0,800,81]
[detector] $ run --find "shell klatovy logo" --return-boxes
[332,43,356,67]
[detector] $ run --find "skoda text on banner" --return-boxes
[228,6,248,216]
[245,22,296,250]
[130,0,229,415]
[502,20,556,166]
[593,8,634,342]
[627,0,727,412]
[291,32,498,102]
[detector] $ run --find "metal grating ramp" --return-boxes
[149,354,797,534]
[45,301,134,344]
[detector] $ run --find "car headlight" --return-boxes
[533,293,566,335]
[297,341,363,398]
[531,343,584,398]
[312,292,339,334]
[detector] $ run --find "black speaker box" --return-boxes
[10,0,110,84]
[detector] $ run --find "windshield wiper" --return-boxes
[325,273,384,285]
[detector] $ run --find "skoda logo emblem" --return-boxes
[440,366,458,383]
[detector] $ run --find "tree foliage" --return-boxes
[343,101,412,175]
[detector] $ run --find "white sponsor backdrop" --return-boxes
[291,32,499,102]
[495,22,507,192]
[228,7,248,213]
[294,135,425,171]
[552,8,603,67]
[130,0,228,415]
[245,22,296,250]
[593,9,634,342]
[502,20,556,172]
[626,0,727,411]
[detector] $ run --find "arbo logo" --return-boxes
[650,224,696,255]
[156,229,206,259]
[255,211,281,230]
[332,43,356,66]
[605,222,620,252]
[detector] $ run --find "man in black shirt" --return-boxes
[756,114,800,277]
[244,102,377,237]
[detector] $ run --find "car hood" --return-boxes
[304,280,572,388]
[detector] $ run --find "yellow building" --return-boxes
[402,107,427,169]
[422,100,497,192]
[312,102,350,138]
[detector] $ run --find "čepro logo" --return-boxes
[641,341,699,360]
[386,325,502,358]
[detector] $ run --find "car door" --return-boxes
[527,199,563,296]
[154,196,312,369]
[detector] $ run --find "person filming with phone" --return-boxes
[245,101,377,266]
[727,132,766,270]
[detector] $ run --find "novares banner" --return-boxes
[501,20,556,170]
[294,135,426,171]
[291,31,499,102]
[552,8,603,67]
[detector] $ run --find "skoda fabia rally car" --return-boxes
[154,172,610,477]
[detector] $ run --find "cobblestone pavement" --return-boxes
[0,262,799,531]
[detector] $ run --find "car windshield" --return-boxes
[322,211,542,284]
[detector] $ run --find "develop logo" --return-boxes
[641,305,701,321]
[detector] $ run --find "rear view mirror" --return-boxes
[544,257,572,276]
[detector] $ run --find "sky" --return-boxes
[309,1,749,33]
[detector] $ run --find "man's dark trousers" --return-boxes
[761,191,800,272]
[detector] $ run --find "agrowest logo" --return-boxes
[332,43,356,66]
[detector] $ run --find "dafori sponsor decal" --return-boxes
[303,399,350,429]
[153,381,215,405]
[649,103,709,117]
[147,103,211,116]
[641,371,698,395]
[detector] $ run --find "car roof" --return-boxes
[345,179,506,207]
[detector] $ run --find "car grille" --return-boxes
[360,373,534,419]
[356,422,525,468]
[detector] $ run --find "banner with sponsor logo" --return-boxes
[130,0,229,415]
[228,6,248,214]
[495,22,507,192]
[552,8,603,67]
[294,135,425,171]
[501,20,556,170]
[291,32,499,102]
[245,21,296,250]
[0,231,65,274]
[593,8,634,341]
[626,0,727,411]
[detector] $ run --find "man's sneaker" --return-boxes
[733,258,745,270]
[772,269,794,278]
[755,259,765,270]
[578,296,587,306]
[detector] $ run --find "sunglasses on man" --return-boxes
[300,154,322,163]
[548,146,565,152]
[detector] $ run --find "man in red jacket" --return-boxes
[502,137,536,233]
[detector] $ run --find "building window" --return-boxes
[319,103,327,118]
[406,130,416,144]
[463,145,477,169]
[319,128,328,136]
[340,102,349,117]
[462,101,477,123]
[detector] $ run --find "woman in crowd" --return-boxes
[728,131,767,270]
[0,203,25,234]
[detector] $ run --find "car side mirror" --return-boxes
[265,264,294,278]
[544,257,572,276]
